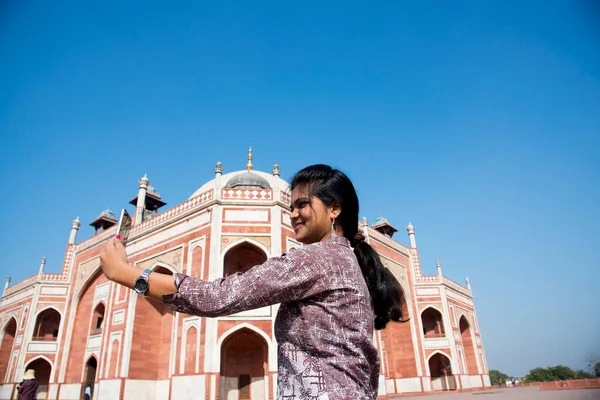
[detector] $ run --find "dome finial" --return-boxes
[247,147,253,171]
[272,163,280,176]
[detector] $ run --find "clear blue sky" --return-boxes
[1,1,598,377]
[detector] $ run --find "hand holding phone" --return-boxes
[116,209,132,245]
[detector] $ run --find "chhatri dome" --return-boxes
[189,147,290,198]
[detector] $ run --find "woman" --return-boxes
[100,164,405,399]
[16,369,38,400]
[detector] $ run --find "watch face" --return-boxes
[134,278,149,293]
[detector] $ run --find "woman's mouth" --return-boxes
[293,222,304,232]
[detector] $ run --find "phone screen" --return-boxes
[116,209,132,245]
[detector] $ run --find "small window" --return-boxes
[90,303,105,335]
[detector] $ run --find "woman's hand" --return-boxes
[100,237,129,282]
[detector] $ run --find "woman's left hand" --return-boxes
[100,237,129,281]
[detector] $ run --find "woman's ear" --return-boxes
[329,201,342,220]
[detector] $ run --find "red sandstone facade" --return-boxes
[0,160,490,399]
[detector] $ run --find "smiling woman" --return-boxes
[100,164,406,400]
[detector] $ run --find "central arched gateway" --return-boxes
[428,352,455,391]
[220,328,268,400]
[25,357,52,399]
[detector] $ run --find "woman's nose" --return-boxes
[290,208,299,220]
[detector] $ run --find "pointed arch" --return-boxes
[32,307,62,341]
[219,326,269,400]
[222,239,269,277]
[90,302,106,335]
[421,307,445,338]
[426,350,453,363]
[1,316,18,337]
[221,237,272,259]
[184,325,198,374]
[75,264,103,301]
[81,355,98,399]
[107,337,121,379]
[0,317,17,384]
[65,268,108,384]
[217,323,273,362]
[428,352,455,391]
[189,239,205,278]
[25,355,53,397]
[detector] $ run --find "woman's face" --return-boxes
[290,185,339,244]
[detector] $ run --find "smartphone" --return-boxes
[116,209,132,245]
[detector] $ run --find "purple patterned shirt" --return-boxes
[163,234,379,400]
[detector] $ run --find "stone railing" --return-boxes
[29,189,216,285]
[3,274,38,296]
[417,275,440,283]
[77,189,215,253]
[442,277,471,297]
[366,228,410,255]
[129,189,214,236]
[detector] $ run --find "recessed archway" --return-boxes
[428,352,454,391]
[25,357,52,399]
[0,318,17,384]
[223,241,268,277]
[81,356,97,400]
[421,307,445,338]
[90,303,105,335]
[32,308,61,341]
[220,328,268,400]
[65,269,108,384]
[459,316,478,374]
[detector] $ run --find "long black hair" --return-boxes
[290,164,406,330]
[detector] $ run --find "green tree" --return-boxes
[595,362,600,378]
[574,369,594,379]
[489,370,510,385]
[525,367,555,382]
[525,365,582,382]
[548,365,576,381]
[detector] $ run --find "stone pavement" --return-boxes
[388,386,600,400]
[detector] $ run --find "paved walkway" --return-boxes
[389,386,600,399]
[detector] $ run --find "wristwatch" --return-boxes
[133,269,153,296]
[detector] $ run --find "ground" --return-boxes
[390,386,600,400]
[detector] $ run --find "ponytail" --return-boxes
[351,239,406,330]
[291,164,408,330]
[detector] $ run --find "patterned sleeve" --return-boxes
[162,247,329,317]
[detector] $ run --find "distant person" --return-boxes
[511,377,516,387]
[498,378,502,387]
[84,384,92,400]
[16,369,38,400]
